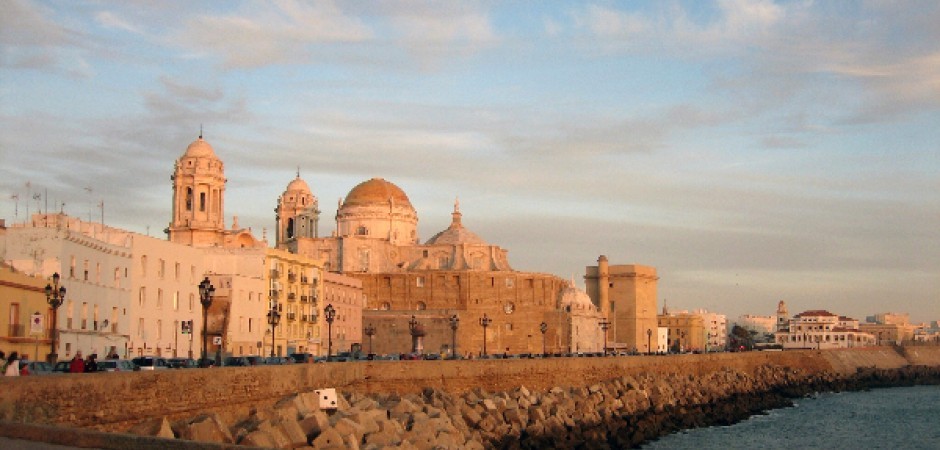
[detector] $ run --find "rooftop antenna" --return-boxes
[199,124,203,139]
[296,166,300,178]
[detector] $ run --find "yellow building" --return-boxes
[0,264,53,362]
[657,311,705,353]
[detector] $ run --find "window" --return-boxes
[70,256,76,278]
[81,302,88,329]
[157,289,163,308]
[356,225,368,236]
[199,192,206,211]
[158,259,165,278]
[175,263,180,281]
[173,291,179,311]
[138,318,144,337]
[113,268,121,288]
[186,188,193,211]
[66,301,73,329]
[157,319,162,340]
[416,276,425,287]
[381,302,391,310]
[505,277,514,288]
[416,302,426,310]
[189,294,194,311]
[141,256,147,277]
[139,287,146,307]
[83,260,89,281]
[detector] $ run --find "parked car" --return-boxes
[264,356,292,365]
[245,355,266,366]
[167,358,198,369]
[53,361,71,373]
[18,360,54,375]
[132,356,169,370]
[289,353,314,364]
[223,356,250,367]
[97,359,138,372]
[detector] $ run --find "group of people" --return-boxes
[0,350,104,376]
[66,351,99,373]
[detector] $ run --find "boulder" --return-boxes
[172,413,233,444]
[128,417,175,439]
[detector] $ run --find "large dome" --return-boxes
[560,282,596,311]
[183,137,217,159]
[344,178,413,208]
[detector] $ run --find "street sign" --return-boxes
[30,313,43,334]
[213,336,222,345]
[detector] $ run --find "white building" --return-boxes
[694,309,727,352]
[775,310,876,349]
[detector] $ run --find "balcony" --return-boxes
[287,292,296,301]
[269,290,280,300]
[287,272,296,282]
[301,276,309,284]
[269,269,280,279]
[287,312,296,320]
[6,324,25,337]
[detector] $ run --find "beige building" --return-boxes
[585,257,659,354]
[657,309,705,353]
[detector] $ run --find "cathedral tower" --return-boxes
[275,172,320,247]
[167,135,227,247]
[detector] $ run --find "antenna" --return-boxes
[199,124,203,139]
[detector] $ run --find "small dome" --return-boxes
[286,176,311,194]
[344,178,413,209]
[425,200,487,245]
[183,137,217,159]
[560,282,595,310]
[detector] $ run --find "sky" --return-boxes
[1,1,938,323]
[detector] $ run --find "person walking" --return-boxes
[4,352,20,377]
[69,351,85,373]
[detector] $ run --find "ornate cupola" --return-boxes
[167,134,227,247]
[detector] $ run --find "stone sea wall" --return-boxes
[0,346,938,448]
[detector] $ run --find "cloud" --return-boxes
[94,11,142,34]
[0,0,89,74]
[173,0,373,68]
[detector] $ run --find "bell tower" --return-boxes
[167,134,227,247]
[275,171,320,247]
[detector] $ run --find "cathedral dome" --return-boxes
[343,178,413,209]
[285,176,311,194]
[183,137,217,159]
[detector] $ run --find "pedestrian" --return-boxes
[84,353,98,373]
[4,351,20,377]
[70,351,85,373]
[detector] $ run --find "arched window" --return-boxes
[199,192,206,212]
[287,218,295,238]
[185,188,193,211]
[416,302,427,311]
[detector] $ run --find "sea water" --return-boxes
[643,385,940,450]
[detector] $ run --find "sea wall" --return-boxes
[1,345,939,447]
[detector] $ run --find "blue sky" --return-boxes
[2,0,938,323]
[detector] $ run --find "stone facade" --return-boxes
[585,257,659,353]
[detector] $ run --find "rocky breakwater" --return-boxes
[128,363,940,449]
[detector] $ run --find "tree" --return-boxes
[729,325,754,351]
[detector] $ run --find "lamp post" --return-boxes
[267,302,281,357]
[646,328,652,355]
[479,313,492,356]
[599,318,611,356]
[324,304,336,359]
[364,324,376,355]
[44,272,66,363]
[449,314,459,359]
[198,277,215,367]
[539,322,548,356]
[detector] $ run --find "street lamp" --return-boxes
[364,323,376,355]
[449,314,459,359]
[267,302,281,357]
[479,313,492,356]
[324,304,336,359]
[599,319,611,356]
[647,328,653,355]
[198,277,215,367]
[44,272,66,363]
[539,322,548,356]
